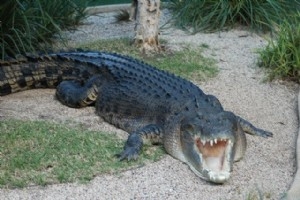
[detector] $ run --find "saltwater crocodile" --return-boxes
[0,51,272,183]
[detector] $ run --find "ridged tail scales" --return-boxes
[0,53,102,96]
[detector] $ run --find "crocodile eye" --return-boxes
[181,123,194,133]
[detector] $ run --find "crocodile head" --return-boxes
[179,111,242,184]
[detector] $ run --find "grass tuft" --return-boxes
[0,119,164,188]
[114,9,131,22]
[169,0,300,33]
[258,13,300,82]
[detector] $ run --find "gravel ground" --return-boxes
[0,9,299,200]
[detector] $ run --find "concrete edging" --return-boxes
[285,91,300,200]
[85,4,131,15]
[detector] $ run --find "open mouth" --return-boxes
[195,137,233,183]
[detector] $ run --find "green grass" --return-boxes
[78,38,218,81]
[0,119,164,188]
[258,14,300,82]
[169,0,300,33]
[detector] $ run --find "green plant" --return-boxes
[0,0,88,59]
[169,0,300,33]
[258,13,300,82]
[114,9,131,22]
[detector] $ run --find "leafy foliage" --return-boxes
[169,0,300,33]
[0,0,88,59]
[258,13,300,82]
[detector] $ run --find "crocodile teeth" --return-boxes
[200,138,230,146]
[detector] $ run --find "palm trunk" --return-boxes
[134,0,161,53]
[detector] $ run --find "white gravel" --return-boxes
[0,9,299,200]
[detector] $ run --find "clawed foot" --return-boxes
[116,146,140,161]
[116,133,143,161]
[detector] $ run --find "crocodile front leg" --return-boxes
[237,117,273,138]
[118,124,162,161]
[56,75,101,108]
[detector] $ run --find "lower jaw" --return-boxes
[189,164,231,184]
[207,170,231,183]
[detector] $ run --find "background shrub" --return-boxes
[258,13,300,82]
[0,0,88,59]
[169,0,300,33]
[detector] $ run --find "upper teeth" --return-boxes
[200,138,229,146]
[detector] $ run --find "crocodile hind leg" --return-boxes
[237,117,273,138]
[56,75,100,108]
[117,124,163,161]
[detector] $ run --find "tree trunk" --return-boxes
[134,0,160,53]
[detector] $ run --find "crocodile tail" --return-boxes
[0,53,98,96]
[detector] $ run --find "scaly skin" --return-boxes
[0,51,273,183]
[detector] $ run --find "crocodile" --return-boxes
[0,51,273,183]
